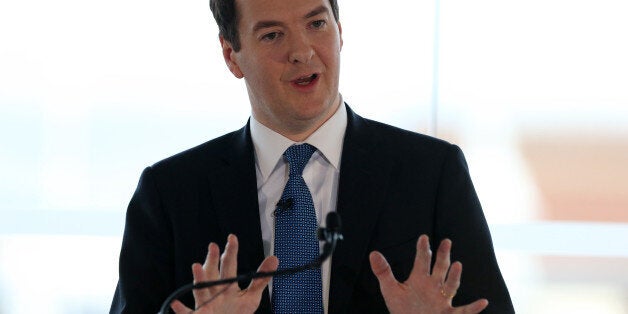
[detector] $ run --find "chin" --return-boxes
[295,105,333,124]
[294,101,334,120]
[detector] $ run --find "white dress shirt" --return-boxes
[250,104,347,313]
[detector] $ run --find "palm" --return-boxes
[171,235,278,314]
[369,235,489,314]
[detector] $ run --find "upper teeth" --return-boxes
[296,74,316,84]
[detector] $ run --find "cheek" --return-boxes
[317,39,342,69]
[246,68,282,99]
[320,50,341,76]
[244,54,281,77]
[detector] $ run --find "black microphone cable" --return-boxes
[158,212,343,314]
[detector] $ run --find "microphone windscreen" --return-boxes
[326,212,341,231]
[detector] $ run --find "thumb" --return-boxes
[170,300,192,314]
[369,251,398,288]
[248,256,279,293]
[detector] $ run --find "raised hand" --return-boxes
[171,234,279,314]
[369,235,489,314]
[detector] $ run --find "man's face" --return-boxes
[222,0,343,138]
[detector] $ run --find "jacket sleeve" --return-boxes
[110,167,175,314]
[434,145,515,313]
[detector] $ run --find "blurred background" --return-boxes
[1,0,627,312]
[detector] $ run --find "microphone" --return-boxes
[318,211,342,249]
[273,198,293,217]
[158,212,343,314]
[276,198,293,210]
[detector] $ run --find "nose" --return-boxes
[288,32,314,64]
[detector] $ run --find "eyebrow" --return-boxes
[304,5,329,19]
[252,6,330,33]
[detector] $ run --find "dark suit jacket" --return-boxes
[110,105,514,313]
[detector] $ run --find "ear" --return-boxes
[220,36,244,79]
[337,21,343,51]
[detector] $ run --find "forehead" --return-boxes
[236,0,332,27]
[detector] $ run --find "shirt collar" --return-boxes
[250,103,347,182]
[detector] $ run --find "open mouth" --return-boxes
[293,73,318,86]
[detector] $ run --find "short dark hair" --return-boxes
[210,0,339,52]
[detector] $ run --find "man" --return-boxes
[110,0,514,312]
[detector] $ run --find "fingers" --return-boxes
[443,261,462,299]
[170,300,192,314]
[369,251,399,289]
[192,262,210,304]
[369,235,488,314]
[409,234,432,283]
[195,242,220,300]
[220,234,239,279]
[247,256,279,294]
[205,242,220,280]
[193,235,239,305]
[456,299,489,314]
[432,238,452,282]
[187,234,279,313]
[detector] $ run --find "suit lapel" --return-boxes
[205,123,268,295]
[206,122,284,312]
[329,106,392,313]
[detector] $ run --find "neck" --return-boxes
[255,94,342,142]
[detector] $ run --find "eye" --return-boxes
[310,19,327,29]
[261,32,281,42]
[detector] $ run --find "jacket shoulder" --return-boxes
[153,126,245,168]
[357,115,458,158]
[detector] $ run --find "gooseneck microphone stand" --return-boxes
[158,212,343,314]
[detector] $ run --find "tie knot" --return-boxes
[284,143,316,176]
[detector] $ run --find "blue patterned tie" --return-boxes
[272,143,323,314]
